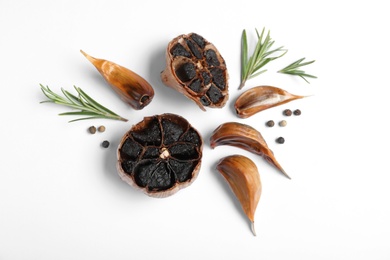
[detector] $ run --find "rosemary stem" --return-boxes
[40,84,128,122]
[238,80,246,90]
[239,27,285,90]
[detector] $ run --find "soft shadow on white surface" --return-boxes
[102,135,145,198]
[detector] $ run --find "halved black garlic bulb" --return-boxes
[117,113,203,198]
[161,33,229,111]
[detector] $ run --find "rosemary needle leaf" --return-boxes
[39,84,128,122]
[75,87,119,115]
[59,111,102,117]
[61,88,80,105]
[278,58,317,83]
[239,27,287,90]
[241,30,248,78]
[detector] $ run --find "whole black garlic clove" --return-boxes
[81,50,154,110]
[216,155,262,236]
[235,86,306,118]
[210,122,290,179]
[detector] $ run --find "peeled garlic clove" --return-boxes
[161,33,229,111]
[210,122,290,179]
[235,85,305,118]
[81,50,154,110]
[216,155,262,236]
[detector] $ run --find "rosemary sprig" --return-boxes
[40,84,128,122]
[278,58,317,83]
[239,28,287,90]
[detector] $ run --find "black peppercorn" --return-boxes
[266,120,275,127]
[102,140,110,148]
[276,137,285,144]
[283,109,292,116]
[293,109,301,116]
[88,126,96,134]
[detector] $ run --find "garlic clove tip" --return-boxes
[80,49,98,65]
[282,170,291,180]
[251,221,256,236]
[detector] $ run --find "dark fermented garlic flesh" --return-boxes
[117,113,203,198]
[81,50,154,110]
[235,85,305,118]
[216,155,262,236]
[161,33,229,111]
[210,122,290,179]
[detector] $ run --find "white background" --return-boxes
[1,0,389,259]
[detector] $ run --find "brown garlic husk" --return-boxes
[210,122,290,179]
[161,33,229,111]
[216,155,262,236]
[235,85,305,118]
[81,50,154,110]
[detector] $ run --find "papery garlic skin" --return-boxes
[216,155,261,236]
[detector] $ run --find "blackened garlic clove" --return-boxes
[81,50,154,110]
[235,85,305,118]
[210,122,290,179]
[216,155,262,236]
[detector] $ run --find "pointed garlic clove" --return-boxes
[81,50,154,110]
[216,155,262,236]
[235,85,305,118]
[210,122,290,179]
